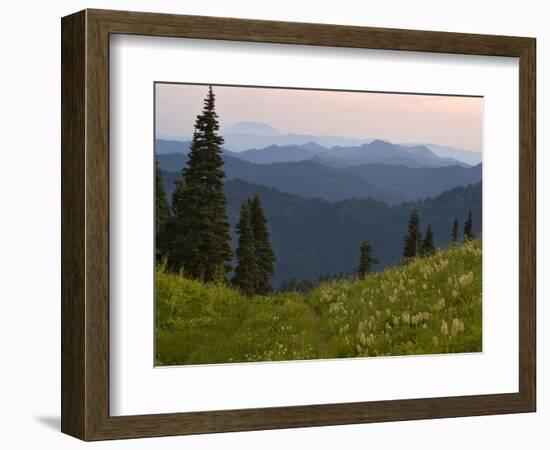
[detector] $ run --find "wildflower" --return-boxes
[441,320,449,336]
[452,290,459,299]
[402,312,411,325]
[451,318,465,337]
[458,272,474,288]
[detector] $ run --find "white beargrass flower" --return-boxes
[441,320,449,336]
[458,272,474,288]
[451,318,465,336]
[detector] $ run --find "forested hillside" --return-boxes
[224,179,482,286]
[159,171,481,286]
[156,150,481,205]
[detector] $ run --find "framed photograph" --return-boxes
[61,9,536,440]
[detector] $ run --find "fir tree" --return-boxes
[463,209,474,242]
[403,208,422,260]
[155,161,172,263]
[451,218,459,245]
[155,161,171,231]
[357,240,379,278]
[170,86,232,281]
[248,195,276,295]
[420,223,435,256]
[232,201,257,296]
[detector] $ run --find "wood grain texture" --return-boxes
[518,39,536,409]
[61,10,86,439]
[60,9,537,441]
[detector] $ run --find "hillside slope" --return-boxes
[342,163,482,201]
[157,151,481,205]
[156,240,482,366]
[158,153,402,204]
[224,180,482,285]
[158,176,482,286]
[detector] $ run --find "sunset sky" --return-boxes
[155,83,483,152]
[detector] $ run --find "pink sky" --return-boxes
[156,83,482,152]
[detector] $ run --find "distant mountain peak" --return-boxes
[223,121,282,137]
[368,139,394,147]
[301,141,327,151]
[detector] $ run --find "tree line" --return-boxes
[356,208,476,277]
[155,86,275,295]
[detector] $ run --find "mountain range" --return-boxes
[155,127,482,286]
[158,122,482,166]
[214,121,372,151]
[156,147,481,204]
[155,137,472,169]
[401,142,482,166]
[235,139,468,168]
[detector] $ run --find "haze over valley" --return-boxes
[156,122,482,286]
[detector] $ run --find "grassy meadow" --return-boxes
[155,240,482,366]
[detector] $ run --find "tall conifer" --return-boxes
[420,223,435,256]
[155,161,172,263]
[451,218,459,244]
[232,201,257,296]
[248,195,275,295]
[357,240,379,278]
[170,86,232,281]
[403,208,422,259]
[463,209,474,242]
[155,161,171,231]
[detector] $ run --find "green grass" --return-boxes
[156,240,482,366]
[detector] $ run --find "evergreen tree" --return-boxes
[463,209,474,242]
[170,86,232,281]
[420,223,435,256]
[451,218,459,245]
[248,195,276,295]
[232,201,257,296]
[155,161,171,231]
[357,240,379,277]
[155,161,172,263]
[403,208,422,259]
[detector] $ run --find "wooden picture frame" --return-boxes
[61,9,536,441]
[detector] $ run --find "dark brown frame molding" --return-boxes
[61,9,536,441]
